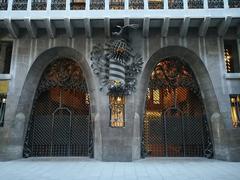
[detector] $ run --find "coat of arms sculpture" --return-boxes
[90,24,143,95]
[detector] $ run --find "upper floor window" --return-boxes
[168,0,183,9]
[32,0,47,10]
[208,0,224,8]
[229,0,240,8]
[230,94,240,128]
[71,0,85,10]
[51,0,66,10]
[12,0,28,10]
[148,0,163,9]
[129,0,144,9]
[188,0,203,9]
[0,0,8,10]
[224,40,240,73]
[90,0,104,9]
[110,0,124,9]
[0,41,12,74]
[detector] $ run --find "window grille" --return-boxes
[0,0,8,10]
[229,0,240,8]
[208,0,224,8]
[32,0,47,10]
[224,40,240,73]
[71,0,85,10]
[148,0,163,9]
[12,0,28,10]
[109,0,124,10]
[90,0,104,9]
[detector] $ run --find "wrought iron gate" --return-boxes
[142,58,213,158]
[23,59,93,157]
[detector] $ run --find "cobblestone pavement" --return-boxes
[0,157,239,180]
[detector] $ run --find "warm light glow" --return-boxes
[224,48,232,73]
[109,95,125,128]
[230,96,240,128]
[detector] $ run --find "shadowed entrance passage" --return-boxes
[23,58,93,157]
[143,58,212,157]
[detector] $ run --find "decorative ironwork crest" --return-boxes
[91,24,143,95]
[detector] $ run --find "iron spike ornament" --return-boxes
[91,24,143,95]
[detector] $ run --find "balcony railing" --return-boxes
[109,0,124,9]
[0,0,8,10]
[148,0,163,9]
[1,0,240,11]
[229,0,240,8]
[188,0,203,8]
[90,0,104,9]
[208,0,224,8]
[71,0,85,10]
[32,0,47,10]
[12,0,28,10]
[129,0,144,9]
[168,0,183,9]
[51,0,66,10]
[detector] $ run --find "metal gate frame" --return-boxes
[23,58,93,158]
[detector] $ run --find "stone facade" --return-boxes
[0,27,240,162]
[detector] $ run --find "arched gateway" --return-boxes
[23,58,93,157]
[142,57,212,157]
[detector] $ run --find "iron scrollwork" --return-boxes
[32,1,47,10]
[12,0,28,10]
[208,0,224,8]
[90,0,105,9]
[51,0,66,10]
[168,0,183,9]
[229,0,240,8]
[0,0,8,10]
[188,0,203,9]
[23,59,93,158]
[91,24,143,95]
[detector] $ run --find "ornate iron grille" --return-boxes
[0,0,8,10]
[23,59,93,157]
[168,0,183,9]
[51,0,66,10]
[142,58,213,158]
[90,0,104,9]
[12,0,27,10]
[109,0,124,9]
[188,0,203,8]
[129,0,144,9]
[70,0,85,10]
[208,0,224,8]
[32,0,47,10]
[148,0,163,9]
[229,0,240,8]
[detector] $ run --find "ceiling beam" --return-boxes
[180,17,190,37]
[3,18,19,39]
[24,18,37,38]
[143,17,150,38]
[84,18,91,38]
[64,18,73,38]
[161,17,170,37]
[199,17,211,37]
[44,18,55,38]
[104,17,110,38]
[218,16,232,37]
